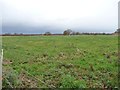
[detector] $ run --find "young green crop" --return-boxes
[2,35,118,88]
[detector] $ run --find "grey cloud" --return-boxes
[1,0,119,33]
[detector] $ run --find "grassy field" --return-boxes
[2,35,118,88]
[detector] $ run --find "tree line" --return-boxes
[2,29,118,36]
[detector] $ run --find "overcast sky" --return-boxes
[118,1,120,28]
[1,0,119,34]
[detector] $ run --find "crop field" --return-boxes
[2,35,118,88]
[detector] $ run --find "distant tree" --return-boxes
[76,32,81,35]
[44,32,51,35]
[102,33,105,35]
[13,33,18,36]
[63,29,73,35]
[20,33,23,35]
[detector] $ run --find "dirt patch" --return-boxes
[19,71,39,88]
[3,59,13,65]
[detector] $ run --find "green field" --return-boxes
[2,35,118,88]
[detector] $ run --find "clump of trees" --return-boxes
[63,29,81,35]
[44,32,51,35]
[63,29,114,35]
[63,29,73,35]
[75,32,81,35]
